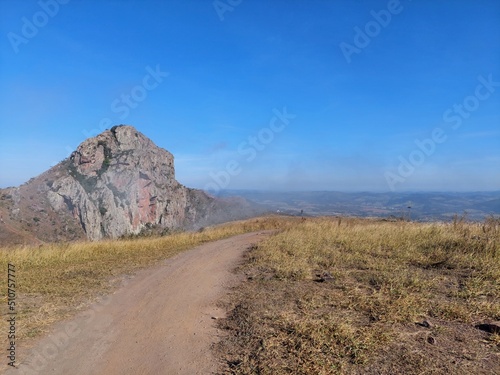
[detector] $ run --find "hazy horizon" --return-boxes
[1,0,499,192]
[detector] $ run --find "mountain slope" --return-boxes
[0,125,257,244]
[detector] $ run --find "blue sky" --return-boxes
[1,0,499,192]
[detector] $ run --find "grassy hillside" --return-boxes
[1,215,499,373]
[216,216,500,374]
[0,216,295,341]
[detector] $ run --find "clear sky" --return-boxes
[1,0,499,192]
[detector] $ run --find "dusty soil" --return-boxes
[5,231,271,375]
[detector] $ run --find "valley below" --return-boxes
[220,190,500,222]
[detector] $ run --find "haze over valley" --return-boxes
[1,1,499,374]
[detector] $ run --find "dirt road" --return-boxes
[8,231,271,375]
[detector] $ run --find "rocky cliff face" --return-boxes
[0,125,257,243]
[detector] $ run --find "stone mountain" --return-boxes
[0,125,258,244]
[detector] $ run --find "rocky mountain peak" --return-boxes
[0,125,257,244]
[70,125,172,180]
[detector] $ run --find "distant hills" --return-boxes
[217,190,500,222]
[1,125,497,246]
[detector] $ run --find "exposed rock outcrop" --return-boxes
[0,125,259,243]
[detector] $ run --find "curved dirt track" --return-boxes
[8,231,271,375]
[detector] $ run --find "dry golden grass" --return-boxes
[217,217,500,374]
[2,214,499,373]
[0,216,298,341]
